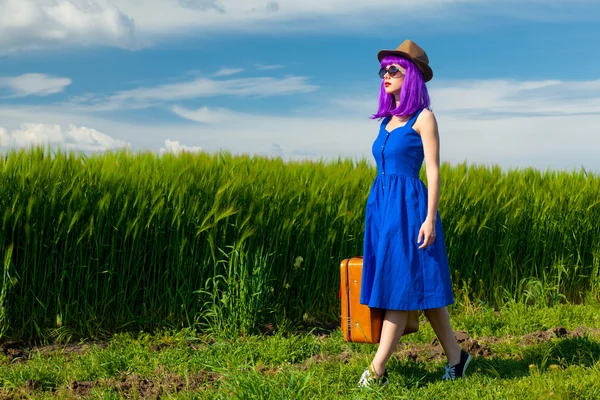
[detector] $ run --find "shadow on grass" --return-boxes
[478,336,600,378]
[388,336,600,388]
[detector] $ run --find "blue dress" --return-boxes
[360,109,454,311]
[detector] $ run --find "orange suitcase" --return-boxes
[340,257,419,343]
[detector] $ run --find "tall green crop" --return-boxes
[0,146,598,341]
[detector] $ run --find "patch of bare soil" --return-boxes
[32,340,110,357]
[18,370,220,399]
[1,379,57,400]
[104,370,217,398]
[1,336,216,365]
[399,326,600,362]
[520,326,580,345]
[0,339,112,364]
[0,341,28,363]
[69,381,97,397]
[398,330,493,362]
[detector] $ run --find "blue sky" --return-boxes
[1,0,600,171]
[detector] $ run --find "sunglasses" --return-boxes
[378,65,405,79]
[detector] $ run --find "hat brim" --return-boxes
[377,50,433,82]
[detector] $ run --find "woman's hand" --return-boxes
[418,218,436,249]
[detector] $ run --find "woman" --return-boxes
[358,40,472,387]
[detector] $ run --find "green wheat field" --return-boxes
[1,147,599,399]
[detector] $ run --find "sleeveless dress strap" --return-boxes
[407,108,424,128]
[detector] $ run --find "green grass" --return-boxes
[2,303,600,399]
[1,147,600,341]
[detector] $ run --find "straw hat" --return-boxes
[377,40,433,82]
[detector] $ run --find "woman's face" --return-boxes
[380,63,405,95]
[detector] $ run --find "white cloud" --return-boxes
[0,73,72,97]
[0,127,12,147]
[114,0,600,36]
[159,139,202,154]
[258,65,284,71]
[4,0,599,52]
[431,79,600,116]
[74,74,318,111]
[333,79,600,118]
[114,75,317,100]
[111,0,463,34]
[171,105,233,124]
[0,123,129,151]
[214,68,244,77]
[0,0,137,53]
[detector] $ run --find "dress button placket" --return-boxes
[381,131,390,190]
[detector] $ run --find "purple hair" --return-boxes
[371,55,431,120]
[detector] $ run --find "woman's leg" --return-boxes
[423,307,461,365]
[370,309,408,376]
